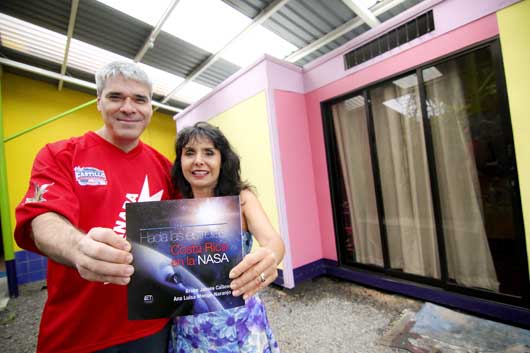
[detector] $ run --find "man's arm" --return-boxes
[31,212,134,285]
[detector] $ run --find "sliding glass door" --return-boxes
[370,73,440,279]
[332,96,383,267]
[423,46,522,296]
[325,40,528,305]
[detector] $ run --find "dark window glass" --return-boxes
[330,40,527,306]
[423,48,524,296]
[361,45,369,63]
[378,35,389,53]
[426,11,434,31]
[370,74,440,278]
[344,11,434,70]
[397,26,408,45]
[407,21,417,40]
[388,29,398,50]
[331,96,383,267]
[417,14,428,35]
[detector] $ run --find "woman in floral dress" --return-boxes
[169,121,284,353]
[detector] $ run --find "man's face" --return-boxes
[97,76,152,151]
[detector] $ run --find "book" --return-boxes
[126,196,245,320]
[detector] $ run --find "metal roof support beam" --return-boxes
[0,58,181,113]
[341,0,381,28]
[284,0,407,63]
[160,0,290,104]
[58,0,79,91]
[134,0,181,62]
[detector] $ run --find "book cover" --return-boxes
[126,196,244,320]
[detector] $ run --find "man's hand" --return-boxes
[75,227,134,285]
[31,213,134,285]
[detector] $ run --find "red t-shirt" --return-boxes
[15,132,174,353]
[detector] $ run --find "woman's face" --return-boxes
[180,136,221,197]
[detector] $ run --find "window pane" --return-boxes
[424,48,522,295]
[331,96,383,266]
[370,73,441,278]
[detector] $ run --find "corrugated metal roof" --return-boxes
[195,60,241,88]
[0,0,240,107]
[143,31,240,88]
[377,0,423,21]
[75,0,151,58]
[224,0,359,47]
[1,0,428,110]
[289,0,425,66]
[223,0,425,65]
[143,31,213,78]
[222,0,366,66]
[0,0,70,34]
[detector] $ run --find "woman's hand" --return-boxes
[229,246,278,300]
[229,189,285,300]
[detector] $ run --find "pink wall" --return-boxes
[274,90,322,268]
[305,14,500,261]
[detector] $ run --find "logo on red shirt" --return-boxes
[113,176,164,237]
[74,166,107,186]
[25,182,55,203]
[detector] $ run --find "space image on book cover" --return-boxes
[126,196,244,320]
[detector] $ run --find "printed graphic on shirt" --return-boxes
[74,166,108,186]
[113,175,165,237]
[25,182,55,203]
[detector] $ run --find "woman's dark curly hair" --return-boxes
[171,121,251,198]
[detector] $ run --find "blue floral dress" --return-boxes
[169,232,280,353]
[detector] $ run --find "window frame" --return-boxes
[322,38,530,308]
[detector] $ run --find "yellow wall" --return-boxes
[2,73,176,251]
[207,92,281,256]
[497,0,530,271]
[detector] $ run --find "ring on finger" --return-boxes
[258,272,266,283]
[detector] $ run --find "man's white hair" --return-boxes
[95,61,153,97]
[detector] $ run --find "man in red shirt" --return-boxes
[15,61,174,353]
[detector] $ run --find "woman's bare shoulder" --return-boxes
[239,188,256,202]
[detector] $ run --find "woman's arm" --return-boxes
[229,189,285,299]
